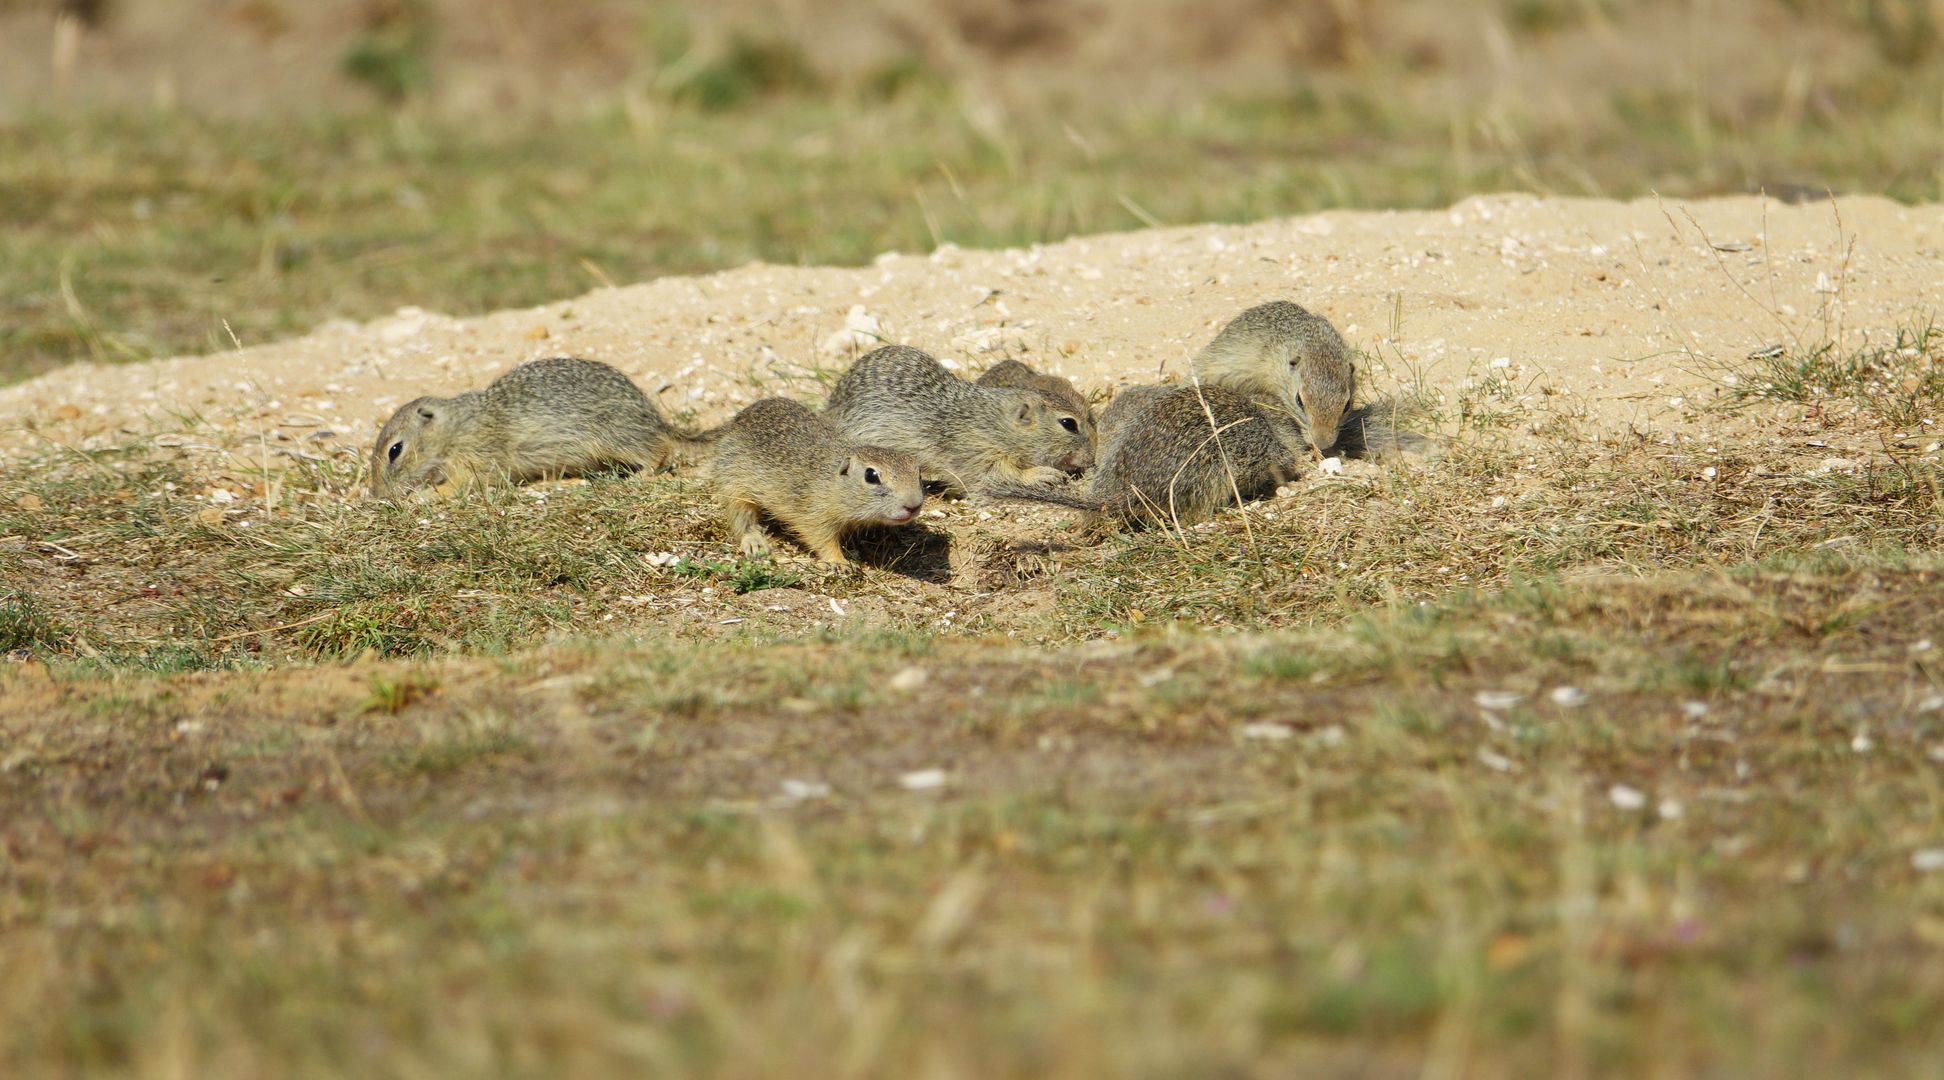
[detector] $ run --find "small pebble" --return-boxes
[780,779,830,801]
[1608,784,1648,810]
[899,768,947,791]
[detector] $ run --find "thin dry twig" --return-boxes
[1676,206,1800,353]
[205,610,340,643]
[1184,375,1257,553]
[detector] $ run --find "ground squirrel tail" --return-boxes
[669,422,729,458]
[1336,399,1435,459]
[978,480,1107,513]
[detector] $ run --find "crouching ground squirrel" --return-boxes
[825,346,1095,492]
[988,383,1309,529]
[975,358,1096,430]
[370,357,712,498]
[707,397,925,565]
[1192,300,1355,457]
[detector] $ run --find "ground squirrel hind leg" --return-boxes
[724,497,773,558]
[604,431,676,475]
[644,434,680,475]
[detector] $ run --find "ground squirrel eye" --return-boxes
[387,441,404,462]
[863,467,881,486]
[1059,416,1079,433]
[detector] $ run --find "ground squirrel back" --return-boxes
[825,345,1094,491]
[989,383,1307,529]
[370,357,711,498]
[1095,384,1172,450]
[706,397,925,564]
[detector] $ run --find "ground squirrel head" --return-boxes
[1295,347,1355,459]
[977,359,1098,451]
[1000,390,1095,474]
[1193,300,1356,457]
[370,393,473,498]
[839,447,926,524]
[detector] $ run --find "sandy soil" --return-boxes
[3,194,1940,476]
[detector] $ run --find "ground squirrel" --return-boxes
[987,383,1308,529]
[1192,300,1355,456]
[825,346,1095,491]
[369,357,712,498]
[706,397,925,564]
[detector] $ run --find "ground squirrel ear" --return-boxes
[416,407,436,422]
[1015,400,1034,424]
[838,456,852,477]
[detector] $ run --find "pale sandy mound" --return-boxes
[3,194,1939,475]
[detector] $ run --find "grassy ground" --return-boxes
[5,547,1943,1076]
[4,334,1940,669]
[4,327,1943,1074]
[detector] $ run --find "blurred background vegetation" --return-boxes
[3,0,1942,384]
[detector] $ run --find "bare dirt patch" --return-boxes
[5,193,1937,471]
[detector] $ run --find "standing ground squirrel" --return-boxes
[707,397,925,564]
[1192,300,1355,456]
[987,383,1308,529]
[825,346,1095,492]
[370,357,713,498]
